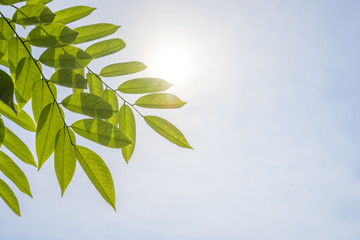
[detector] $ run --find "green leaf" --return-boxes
[26,0,52,4]
[87,72,103,97]
[135,93,186,109]
[0,102,36,132]
[0,18,15,40]
[74,145,115,210]
[0,69,16,113]
[118,78,173,94]
[36,102,64,169]
[32,79,56,124]
[39,45,93,69]
[55,127,76,196]
[119,104,136,163]
[61,92,113,119]
[86,38,125,59]
[0,151,32,197]
[53,6,96,25]
[73,23,120,45]
[8,37,32,79]
[144,115,192,149]
[3,127,36,167]
[0,0,25,5]
[102,89,118,126]
[0,118,4,148]
[71,119,132,148]
[15,57,41,111]
[27,23,79,48]
[12,4,55,25]
[0,178,20,216]
[100,61,146,77]
[50,69,87,89]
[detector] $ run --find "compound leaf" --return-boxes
[119,104,136,163]
[0,102,36,132]
[0,69,16,113]
[135,93,186,109]
[100,61,146,77]
[12,4,55,25]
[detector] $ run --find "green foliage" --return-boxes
[0,1,191,216]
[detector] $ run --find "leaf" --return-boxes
[144,115,192,149]
[71,119,132,148]
[0,102,36,132]
[50,69,87,89]
[0,178,20,216]
[0,69,16,113]
[102,89,118,126]
[0,119,4,148]
[53,6,96,25]
[32,79,56,124]
[73,24,120,45]
[135,93,186,109]
[87,72,103,97]
[0,151,32,197]
[119,105,136,163]
[54,127,76,196]
[0,18,15,40]
[118,78,173,94]
[26,0,52,4]
[27,23,79,47]
[74,145,115,210]
[39,46,93,69]
[86,38,125,59]
[61,92,113,119]
[100,61,146,77]
[3,127,36,167]
[0,0,25,5]
[12,4,55,25]
[8,37,32,79]
[15,57,41,111]
[36,102,64,169]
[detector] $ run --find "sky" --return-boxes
[1,0,360,239]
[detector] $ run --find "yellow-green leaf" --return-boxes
[0,18,15,40]
[26,0,52,4]
[12,4,55,25]
[0,178,20,216]
[119,104,136,163]
[118,78,173,94]
[0,102,36,132]
[73,23,120,45]
[53,6,96,25]
[102,89,118,126]
[32,79,56,124]
[87,72,103,97]
[71,119,132,148]
[74,145,115,210]
[0,118,4,147]
[144,115,192,149]
[86,38,125,59]
[0,0,25,5]
[135,93,186,109]
[50,69,87,89]
[0,69,16,113]
[100,61,146,77]
[8,37,31,79]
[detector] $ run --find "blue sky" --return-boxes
[1,0,360,239]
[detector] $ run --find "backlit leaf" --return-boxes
[0,119,4,148]
[87,72,103,97]
[0,69,16,113]
[135,93,186,109]
[144,115,192,149]
[118,78,173,94]
[26,0,52,4]
[86,38,125,59]
[0,151,32,197]
[100,61,146,77]
[0,0,25,5]
[12,4,55,25]
[102,89,118,126]
[8,37,31,79]
[36,102,63,169]
[55,127,76,196]
[3,127,36,167]
[53,6,96,25]
[39,45,93,69]
[119,104,136,163]
[0,178,20,216]
[74,145,115,210]
[73,23,120,45]
[0,102,36,132]
[0,18,15,40]
[71,119,132,148]
[32,79,57,124]
[50,69,87,89]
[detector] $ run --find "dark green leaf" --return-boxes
[135,93,186,109]
[144,115,192,149]
[39,45,93,69]
[61,92,113,119]
[0,151,32,197]
[0,102,36,132]
[102,89,118,126]
[119,104,136,163]
[32,79,56,124]
[0,178,20,216]
[86,72,103,97]
[36,102,63,169]
[3,127,36,167]
[71,119,132,148]
[73,23,120,45]
[53,6,96,25]
[0,118,4,148]
[0,69,16,113]
[50,69,87,89]
[27,23,79,47]
[100,61,146,77]
[118,78,173,94]
[12,4,55,25]
[55,127,76,196]
[86,38,125,59]
[74,145,115,210]
[8,37,32,79]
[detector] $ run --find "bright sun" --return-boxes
[148,45,192,85]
